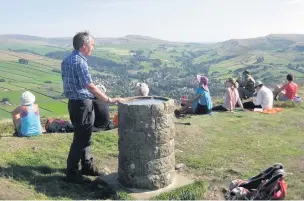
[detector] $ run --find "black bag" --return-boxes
[45,118,74,133]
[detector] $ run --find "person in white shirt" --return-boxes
[135,83,149,96]
[243,81,273,110]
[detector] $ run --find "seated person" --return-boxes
[92,84,115,132]
[112,83,150,126]
[135,82,149,96]
[237,70,256,100]
[273,73,298,101]
[243,81,273,110]
[11,91,42,137]
[212,78,244,112]
[175,75,212,116]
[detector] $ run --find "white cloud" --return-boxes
[282,0,304,4]
[295,11,304,15]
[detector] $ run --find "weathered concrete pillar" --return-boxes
[117,97,176,190]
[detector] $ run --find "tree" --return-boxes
[135,50,144,56]
[52,68,61,73]
[0,79,5,82]
[151,59,162,67]
[256,56,264,63]
[19,58,29,64]
[2,98,9,102]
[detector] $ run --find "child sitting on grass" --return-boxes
[212,78,244,112]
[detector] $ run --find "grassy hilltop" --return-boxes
[0,98,303,199]
[0,34,304,199]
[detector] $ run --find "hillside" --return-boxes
[0,34,303,120]
[0,99,303,199]
[215,34,304,56]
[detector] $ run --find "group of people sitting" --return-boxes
[11,83,150,137]
[175,71,299,116]
[10,71,299,137]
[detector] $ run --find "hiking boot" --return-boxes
[105,121,116,131]
[13,130,18,137]
[81,161,103,176]
[174,109,181,117]
[65,171,91,184]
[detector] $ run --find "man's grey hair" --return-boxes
[73,31,94,50]
[135,83,149,96]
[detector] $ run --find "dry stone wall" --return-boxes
[117,98,176,190]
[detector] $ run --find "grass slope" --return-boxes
[0,98,303,199]
[0,51,68,118]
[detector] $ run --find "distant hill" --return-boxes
[215,34,304,56]
[2,33,304,54]
[0,34,176,47]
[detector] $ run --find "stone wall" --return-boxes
[117,98,176,190]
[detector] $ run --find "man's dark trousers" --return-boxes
[67,99,95,173]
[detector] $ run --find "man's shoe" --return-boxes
[81,162,103,176]
[105,121,116,131]
[65,171,91,184]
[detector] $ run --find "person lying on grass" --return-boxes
[212,78,244,112]
[243,81,273,110]
[174,75,213,116]
[11,91,43,137]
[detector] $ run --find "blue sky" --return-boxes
[0,0,303,42]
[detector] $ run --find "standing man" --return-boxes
[61,31,124,184]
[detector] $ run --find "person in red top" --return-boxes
[273,73,298,101]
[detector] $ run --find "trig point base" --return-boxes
[97,96,194,199]
[118,96,176,190]
[98,172,194,200]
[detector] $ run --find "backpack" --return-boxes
[225,163,287,200]
[45,118,74,133]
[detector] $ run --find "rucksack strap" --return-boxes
[251,169,286,200]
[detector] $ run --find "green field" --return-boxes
[38,101,68,116]
[0,46,70,120]
[0,41,69,55]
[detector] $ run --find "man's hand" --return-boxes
[116,98,125,103]
[110,97,125,103]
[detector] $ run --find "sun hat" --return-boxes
[20,91,35,106]
[255,81,263,88]
[196,74,209,91]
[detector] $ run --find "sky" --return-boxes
[0,0,304,42]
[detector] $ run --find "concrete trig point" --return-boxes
[101,96,193,199]
[118,96,176,190]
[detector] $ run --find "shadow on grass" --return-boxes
[0,163,122,200]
